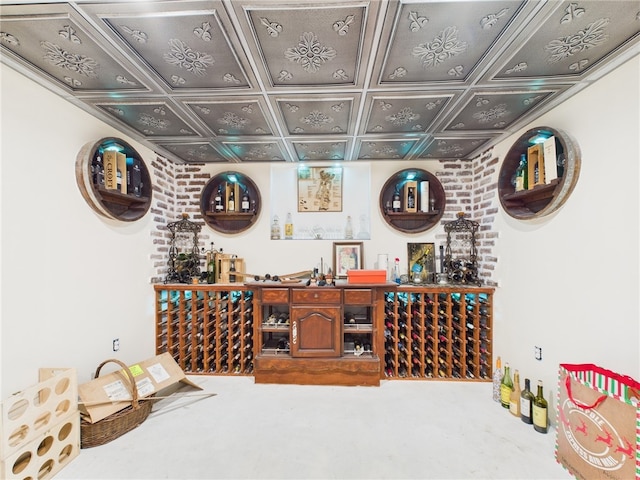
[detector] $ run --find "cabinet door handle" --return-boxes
[292,320,297,345]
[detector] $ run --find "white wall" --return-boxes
[1,65,159,396]
[490,56,640,406]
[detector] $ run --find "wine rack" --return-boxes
[154,285,254,375]
[153,284,493,382]
[383,286,493,381]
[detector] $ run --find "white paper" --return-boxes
[543,136,558,183]
[103,379,131,401]
[136,377,155,397]
[147,362,171,383]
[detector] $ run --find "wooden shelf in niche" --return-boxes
[200,171,261,234]
[379,168,445,233]
[75,137,152,222]
[498,126,581,220]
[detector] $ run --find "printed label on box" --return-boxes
[148,362,171,383]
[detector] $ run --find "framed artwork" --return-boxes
[333,242,363,278]
[298,166,343,212]
[407,242,435,283]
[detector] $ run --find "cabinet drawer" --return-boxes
[292,289,341,304]
[344,289,373,305]
[262,288,289,304]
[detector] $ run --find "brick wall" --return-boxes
[150,153,499,285]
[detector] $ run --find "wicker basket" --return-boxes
[80,358,154,448]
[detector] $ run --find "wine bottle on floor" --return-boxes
[520,378,534,424]
[492,356,502,402]
[509,370,521,417]
[500,362,513,409]
[532,380,548,433]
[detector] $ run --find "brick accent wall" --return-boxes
[150,153,499,286]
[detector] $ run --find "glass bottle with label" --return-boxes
[214,184,224,212]
[227,187,236,212]
[492,357,502,402]
[270,215,281,240]
[532,380,548,433]
[500,362,514,409]
[509,369,521,417]
[392,190,401,212]
[241,189,250,213]
[520,378,534,424]
[515,154,528,192]
[284,212,293,239]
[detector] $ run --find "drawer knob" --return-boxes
[314,293,318,298]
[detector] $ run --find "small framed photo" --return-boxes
[407,243,435,283]
[333,242,364,278]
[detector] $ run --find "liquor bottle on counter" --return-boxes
[392,190,401,212]
[509,370,521,417]
[227,188,236,212]
[520,378,534,424]
[241,189,250,212]
[214,184,224,212]
[344,215,353,239]
[270,215,281,240]
[393,257,401,284]
[532,380,548,433]
[284,212,293,239]
[500,362,513,409]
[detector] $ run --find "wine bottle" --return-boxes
[492,356,502,402]
[500,362,513,409]
[515,154,528,192]
[393,258,401,284]
[270,215,281,240]
[227,187,236,212]
[520,378,534,424]
[284,212,293,239]
[509,369,521,417]
[206,242,216,284]
[241,189,250,212]
[214,184,224,212]
[532,380,548,433]
[407,186,416,210]
[392,190,401,212]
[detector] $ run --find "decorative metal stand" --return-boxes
[444,212,481,286]
[165,213,201,284]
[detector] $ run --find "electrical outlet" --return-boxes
[534,346,542,361]
[113,338,120,352]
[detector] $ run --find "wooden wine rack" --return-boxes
[383,286,494,380]
[154,284,493,382]
[154,285,254,375]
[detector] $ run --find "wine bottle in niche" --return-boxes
[241,189,250,212]
[407,187,416,211]
[500,362,513,408]
[214,184,225,212]
[532,380,548,433]
[392,190,401,212]
[509,370,521,417]
[520,378,534,424]
[227,187,236,212]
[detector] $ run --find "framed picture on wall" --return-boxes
[407,242,435,283]
[298,166,343,212]
[333,242,363,278]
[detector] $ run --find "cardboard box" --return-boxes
[347,269,387,284]
[116,152,127,194]
[102,150,118,190]
[78,353,201,424]
[527,144,545,189]
[215,253,245,283]
[542,136,558,184]
[404,180,418,213]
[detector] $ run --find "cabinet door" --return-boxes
[290,306,341,358]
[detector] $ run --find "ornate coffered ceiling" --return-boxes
[1,0,638,164]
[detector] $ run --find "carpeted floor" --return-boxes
[59,376,570,479]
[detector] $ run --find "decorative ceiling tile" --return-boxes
[418,136,496,159]
[444,89,559,131]
[0,4,151,93]
[355,138,419,160]
[184,98,276,136]
[275,97,354,136]
[94,101,200,137]
[234,1,378,88]
[221,140,288,162]
[373,1,526,85]
[290,140,349,162]
[158,142,227,163]
[489,1,640,81]
[361,93,454,135]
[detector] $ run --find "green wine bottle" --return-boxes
[500,362,514,409]
[520,378,535,424]
[532,380,548,433]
